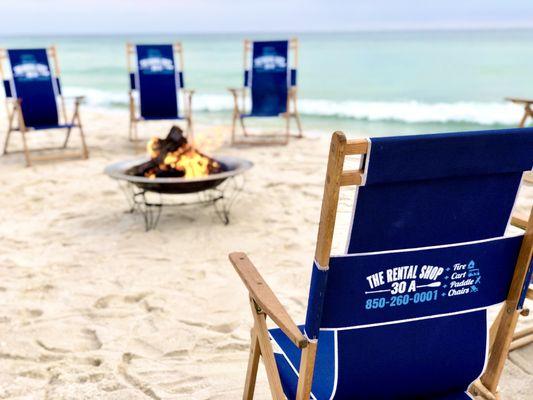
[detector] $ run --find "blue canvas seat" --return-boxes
[230,128,533,399]
[229,39,302,145]
[1,47,88,166]
[127,43,193,142]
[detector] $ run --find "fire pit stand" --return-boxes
[105,156,253,231]
[118,177,243,230]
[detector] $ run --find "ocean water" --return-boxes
[1,30,533,136]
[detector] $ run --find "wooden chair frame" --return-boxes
[127,42,194,143]
[506,97,533,128]
[230,131,533,400]
[228,38,303,146]
[0,46,89,167]
[501,213,533,352]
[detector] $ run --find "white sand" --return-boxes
[0,108,531,399]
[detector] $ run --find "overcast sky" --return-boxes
[2,0,533,35]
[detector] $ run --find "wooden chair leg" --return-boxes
[510,326,533,350]
[519,105,531,128]
[187,115,194,142]
[3,107,16,154]
[295,341,317,400]
[482,304,521,393]
[20,130,31,167]
[78,124,89,159]
[243,328,261,400]
[294,113,303,138]
[62,126,72,148]
[249,299,285,400]
[231,111,238,145]
[240,117,249,137]
[3,128,12,155]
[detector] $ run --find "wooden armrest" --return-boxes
[506,97,533,104]
[229,252,308,349]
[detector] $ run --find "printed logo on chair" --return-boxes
[254,47,286,72]
[364,260,482,311]
[322,236,521,328]
[139,49,174,74]
[13,54,51,81]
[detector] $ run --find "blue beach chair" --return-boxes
[229,39,302,145]
[1,47,88,166]
[127,43,194,142]
[230,129,533,399]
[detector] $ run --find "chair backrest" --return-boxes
[305,129,533,399]
[131,44,182,120]
[4,48,60,128]
[246,40,295,117]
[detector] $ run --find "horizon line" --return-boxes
[2,25,533,38]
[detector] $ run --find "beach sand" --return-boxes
[0,108,531,399]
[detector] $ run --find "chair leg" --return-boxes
[231,112,238,145]
[3,128,12,155]
[240,117,249,137]
[249,299,285,400]
[62,126,73,148]
[78,124,89,159]
[243,328,261,400]
[294,113,303,138]
[187,116,194,142]
[481,305,521,393]
[295,341,317,400]
[4,105,17,155]
[519,105,531,128]
[20,130,31,167]
[511,326,533,350]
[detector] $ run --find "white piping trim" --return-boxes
[172,49,181,119]
[465,391,475,399]
[334,233,522,259]
[328,330,339,400]
[314,259,329,271]
[6,54,17,100]
[320,303,504,331]
[49,57,60,123]
[133,47,141,120]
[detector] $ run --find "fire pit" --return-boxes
[105,126,253,230]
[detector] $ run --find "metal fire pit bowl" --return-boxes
[104,155,253,230]
[104,155,253,194]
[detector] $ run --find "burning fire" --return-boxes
[131,126,223,179]
[146,137,220,179]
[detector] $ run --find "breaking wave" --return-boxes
[64,87,522,126]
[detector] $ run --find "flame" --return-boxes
[145,136,220,179]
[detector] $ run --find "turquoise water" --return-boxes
[1,30,533,135]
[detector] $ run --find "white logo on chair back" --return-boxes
[253,55,286,71]
[13,54,51,81]
[139,49,174,74]
[363,260,482,311]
